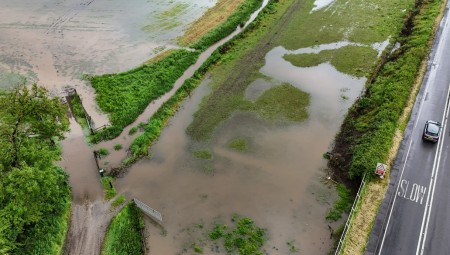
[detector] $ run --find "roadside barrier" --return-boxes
[335,174,367,255]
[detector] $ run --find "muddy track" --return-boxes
[63,200,119,255]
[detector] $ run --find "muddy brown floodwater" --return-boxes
[115,44,365,253]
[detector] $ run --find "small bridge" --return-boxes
[134,198,163,225]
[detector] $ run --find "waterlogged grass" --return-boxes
[251,83,309,121]
[69,93,89,130]
[278,0,415,49]
[101,177,117,200]
[193,149,212,159]
[98,148,109,156]
[89,49,200,143]
[229,137,248,151]
[101,202,144,255]
[283,45,378,77]
[112,195,126,208]
[186,0,302,141]
[142,3,188,32]
[326,184,353,221]
[114,144,122,151]
[208,215,266,255]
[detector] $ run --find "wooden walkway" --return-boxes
[134,198,163,225]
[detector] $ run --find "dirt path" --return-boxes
[64,200,118,255]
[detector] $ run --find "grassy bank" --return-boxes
[329,0,444,253]
[89,49,199,143]
[101,202,144,255]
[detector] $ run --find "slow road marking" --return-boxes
[397,179,427,205]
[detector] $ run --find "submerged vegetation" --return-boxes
[208,215,267,255]
[228,137,248,151]
[326,184,353,221]
[283,45,378,78]
[101,202,144,255]
[0,85,71,254]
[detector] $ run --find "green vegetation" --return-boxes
[283,45,378,77]
[331,0,443,179]
[101,176,117,200]
[98,148,110,156]
[89,49,200,143]
[142,3,188,32]
[326,184,353,221]
[229,137,248,151]
[251,83,309,121]
[189,0,263,50]
[279,0,415,49]
[0,84,71,254]
[69,92,90,129]
[193,150,212,159]
[114,144,122,151]
[208,215,266,255]
[129,127,138,135]
[101,202,144,255]
[112,195,126,208]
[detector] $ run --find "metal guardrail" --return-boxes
[134,198,163,225]
[335,174,367,255]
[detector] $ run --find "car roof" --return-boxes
[426,120,441,126]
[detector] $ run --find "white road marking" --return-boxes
[379,9,450,253]
[397,179,427,204]
[417,83,450,255]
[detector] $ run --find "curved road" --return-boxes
[365,2,450,255]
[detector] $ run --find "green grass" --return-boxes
[101,202,144,255]
[129,127,138,135]
[326,184,353,221]
[283,45,378,78]
[208,215,266,255]
[251,83,310,121]
[101,177,117,200]
[278,0,415,49]
[98,148,109,156]
[228,137,248,151]
[331,0,443,179]
[193,150,212,159]
[113,144,122,151]
[69,93,90,130]
[89,49,200,143]
[112,195,126,208]
[188,0,263,51]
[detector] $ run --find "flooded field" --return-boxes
[115,47,365,253]
[0,0,216,126]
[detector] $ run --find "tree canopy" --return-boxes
[0,84,71,254]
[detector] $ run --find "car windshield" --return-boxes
[427,123,440,135]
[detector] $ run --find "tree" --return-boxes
[0,84,69,171]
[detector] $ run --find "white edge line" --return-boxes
[418,83,450,254]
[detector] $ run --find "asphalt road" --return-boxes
[365,2,450,255]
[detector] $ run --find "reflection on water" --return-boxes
[116,43,364,253]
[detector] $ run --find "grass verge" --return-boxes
[101,202,144,255]
[328,0,445,253]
